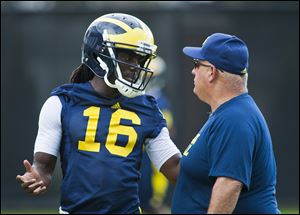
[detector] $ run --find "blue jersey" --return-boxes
[172,93,280,214]
[50,82,166,213]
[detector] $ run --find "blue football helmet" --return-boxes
[81,13,157,98]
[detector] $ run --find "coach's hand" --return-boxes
[16,160,47,195]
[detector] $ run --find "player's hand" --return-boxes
[16,160,47,195]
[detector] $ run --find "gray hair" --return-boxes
[220,72,248,93]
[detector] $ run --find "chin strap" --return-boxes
[104,73,117,88]
[104,73,144,98]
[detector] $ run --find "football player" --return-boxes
[16,13,181,214]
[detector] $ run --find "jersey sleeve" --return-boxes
[33,96,62,157]
[207,118,255,191]
[145,127,181,171]
[147,96,168,139]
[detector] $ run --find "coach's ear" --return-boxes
[208,66,219,83]
[160,153,181,185]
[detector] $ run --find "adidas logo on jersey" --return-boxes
[111,102,121,109]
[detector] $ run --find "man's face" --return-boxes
[192,60,212,100]
[116,50,146,83]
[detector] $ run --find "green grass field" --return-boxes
[1,207,299,214]
[280,208,300,214]
[1,210,58,214]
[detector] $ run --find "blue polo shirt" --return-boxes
[172,93,280,214]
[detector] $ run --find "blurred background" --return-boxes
[1,1,299,213]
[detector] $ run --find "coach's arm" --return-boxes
[207,176,243,213]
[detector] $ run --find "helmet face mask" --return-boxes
[81,13,157,98]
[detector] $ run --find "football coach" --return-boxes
[171,33,280,214]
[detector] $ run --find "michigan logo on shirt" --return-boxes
[183,133,200,156]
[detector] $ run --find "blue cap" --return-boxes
[183,33,249,75]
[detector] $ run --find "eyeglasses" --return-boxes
[193,60,212,69]
[193,59,224,73]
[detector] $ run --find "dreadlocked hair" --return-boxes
[69,64,95,83]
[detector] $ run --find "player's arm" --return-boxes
[16,96,62,195]
[160,153,181,185]
[207,177,242,213]
[145,127,182,185]
[16,153,56,195]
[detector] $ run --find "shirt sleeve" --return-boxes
[33,96,62,157]
[145,127,181,171]
[207,119,255,191]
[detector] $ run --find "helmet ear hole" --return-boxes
[92,53,98,61]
